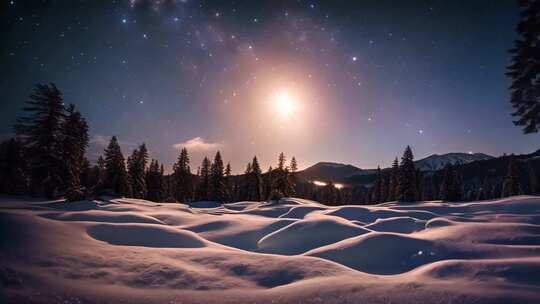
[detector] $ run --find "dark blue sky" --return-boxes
[1,0,538,172]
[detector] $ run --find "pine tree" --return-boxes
[172,148,193,202]
[396,146,417,202]
[61,104,89,200]
[501,156,522,197]
[248,156,263,201]
[372,166,383,203]
[440,164,463,201]
[263,166,274,200]
[273,153,293,198]
[14,83,66,198]
[209,151,226,202]
[127,144,148,199]
[146,159,164,202]
[289,156,298,195]
[0,138,28,194]
[506,0,540,133]
[528,162,539,195]
[197,157,211,200]
[386,157,399,201]
[278,152,286,170]
[224,162,232,202]
[103,136,130,196]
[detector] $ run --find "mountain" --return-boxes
[297,162,363,182]
[415,152,494,171]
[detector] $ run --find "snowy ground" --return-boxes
[1,195,540,303]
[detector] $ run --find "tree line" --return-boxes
[296,147,539,206]
[0,83,538,205]
[0,83,298,202]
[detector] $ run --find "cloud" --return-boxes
[89,134,111,147]
[173,137,222,152]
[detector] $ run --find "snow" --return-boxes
[415,152,494,171]
[1,195,540,303]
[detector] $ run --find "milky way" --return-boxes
[1,0,537,172]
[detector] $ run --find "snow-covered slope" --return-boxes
[415,152,494,171]
[1,195,540,303]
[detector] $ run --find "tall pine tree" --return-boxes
[506,0,540,133]
[146,159,164,202]
[501,156,522,197]
[14,83,66,197]
[197,157,211,201]
[396,146,417,202]
[127,143,148,199]
[103,136,130,196]
[172,148,193,202]
[0,138,28,194]
[248,156,263,201]
[386,157,399,201]
[209,151,226,202]
[61,104,89,199]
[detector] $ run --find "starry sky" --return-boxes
[1,0,538,173]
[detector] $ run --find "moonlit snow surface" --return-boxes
[1,195,540,303]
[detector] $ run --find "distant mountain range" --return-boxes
[297,152,496,184]
[415,152,494,171]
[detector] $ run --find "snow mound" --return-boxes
[41,210,165,224]
[278,205,326,219]
[325,205,436,223]
[2,195,540,303]
[87,223,207,248]
[416,258,540,286]
[257,217,369,255]
[365,216,426,233]
[304,232,437,274]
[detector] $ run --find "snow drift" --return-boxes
[1,195,540,303]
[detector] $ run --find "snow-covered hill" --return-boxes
[1,195,540,303]
[415,152,494,171]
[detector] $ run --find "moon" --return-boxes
[273,90,298,117]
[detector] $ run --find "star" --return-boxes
[122,18,127,24]
[352,56,357,62]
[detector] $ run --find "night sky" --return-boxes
[1,0,538,173]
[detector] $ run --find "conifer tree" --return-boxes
[224,162,232,202]
[80,157,91,189]
[396,146,417,202]
[103,136,130,196]
[528,162,539,195]
[209,151,226,202]
[506,0,540,133]
[61,104,89,199]
[440,164,463,201]
[248,156,263,201]
[289,156,298,194]
[197,157,211,200]
[273,153,293,197]
[14,83,66,197]
[278,152,286,170]
[386,157,399,201]
[263,166,274,200]
[0,138,28,194]
[172,148,193,202]
[127,143,148,199]
[372,166,383,203]
[146,159,164,202]
[501,156,522,197]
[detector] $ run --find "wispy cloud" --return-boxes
[173,137,222,152]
